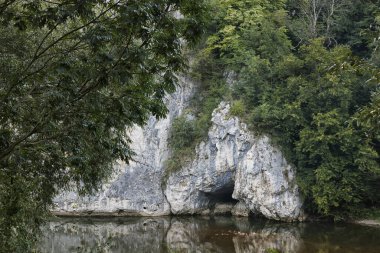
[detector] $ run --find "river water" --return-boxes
[39,216,380,253]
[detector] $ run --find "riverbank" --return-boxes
[353,209,380,227]
[52,211,380,229]
[354,220,380,227]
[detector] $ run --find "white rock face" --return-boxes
[165,102,303,221]
[53,77,195,216]
[54,79,303,221]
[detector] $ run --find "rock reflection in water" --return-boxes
[40,218,170,253]
[166,217,301,253]
[39,216,380,253]
[232,223,301,253]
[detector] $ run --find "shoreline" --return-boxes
[51,211,161,218]
[52,212,380,227]
[353,219,380,227]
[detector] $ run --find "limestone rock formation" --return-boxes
[53,77,194,216]
[53,80,303,221]
[165,102,303,221]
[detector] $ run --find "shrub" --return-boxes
[230,100,246,118]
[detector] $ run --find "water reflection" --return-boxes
[39,216,380,253]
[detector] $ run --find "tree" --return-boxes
[245,38,380,218]
[203,0,380,219]
[205,0,287,68]
[286,0,348,44]
[0,0,206,251]
[287,0,380,55]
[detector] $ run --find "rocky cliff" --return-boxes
[165,102,303,221]
[53,78,303,221]
[53,76,195,216]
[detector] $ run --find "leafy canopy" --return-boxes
[193,0,380,219]
[0,0,206,251]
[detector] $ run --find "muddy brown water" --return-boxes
[39,216,380,253]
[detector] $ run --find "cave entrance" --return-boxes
[204,183,238,205]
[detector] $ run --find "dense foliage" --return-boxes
[0,0,206,251]
[168,0,380,219]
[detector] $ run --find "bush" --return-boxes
[230,100,246,118]
[163,116,197,185]
[169,116,196,151]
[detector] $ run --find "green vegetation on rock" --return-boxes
[163,42,229,182]
[1,1,380,251]
[213,0,380,219]
[167,0,380,220]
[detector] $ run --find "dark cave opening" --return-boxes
[203,183,238,205]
